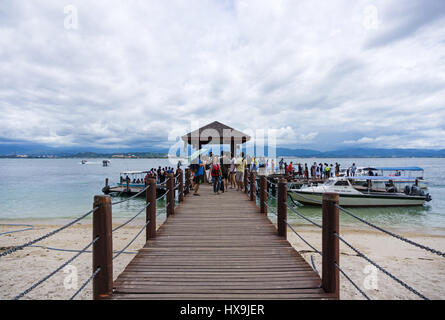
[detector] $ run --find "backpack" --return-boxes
[211,164,221,177]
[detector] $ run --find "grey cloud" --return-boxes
[365,0,445,48]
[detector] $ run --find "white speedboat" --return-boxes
[289,177,431,207]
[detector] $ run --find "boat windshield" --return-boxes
[324,179,336,186]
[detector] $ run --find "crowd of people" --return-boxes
[189,153,362,195]
[189,151,249,196]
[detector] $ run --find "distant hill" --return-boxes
[275,147,445,158]
[1,141,444,158]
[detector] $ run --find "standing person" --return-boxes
[220,151,229,193]
[279,158,284,173]
[351,163,357,176]
[210,156,222,195]
[236,152,247,191]
[192,156,205,196]
[230,153,237,189]
[271,159,276,174]
[304,163,309,179]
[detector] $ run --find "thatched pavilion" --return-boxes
[181,121,251,156]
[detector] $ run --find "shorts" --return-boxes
[193,175,203,184]
[236,171,244,183]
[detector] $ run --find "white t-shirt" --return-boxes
[230,157,236,172]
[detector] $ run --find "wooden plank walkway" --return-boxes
[109,183,334,300]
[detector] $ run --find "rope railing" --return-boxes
[286,222,322,256]
[334,262,370,300]
[0,207,98,259]
[112,202,151,233]
[334,232,428,300]
[287,195,322,228]
[111,184,150,205]
[113,220,151,260]
[1,171,187,300]
[69,267,101,300]
[13,236,99,300]
[334,204,445,258]
[0,224,34,236]
[288,189,323,205]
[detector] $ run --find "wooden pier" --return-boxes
[92,169,339,300]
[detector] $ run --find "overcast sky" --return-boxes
[1,0,445,151]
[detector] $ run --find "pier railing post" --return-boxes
[260,176,267,214]
[166,173,175,217]
[277,178,287,238]
[250,171,256,202]
[146,178,156,240]
[178,169,184,202]
[322,193,340,300]
[185,168,190,196]
[244,168,248,194]
[92,195,113,300]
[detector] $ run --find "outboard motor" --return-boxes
[425,193,432,202]
[386,186,397,193]
[409,185,424,196]
[404,185,411,195]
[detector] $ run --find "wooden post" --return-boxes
[250,171,256,202]
[166,173,175,217]
[260,175,267,214]
[322,193,340,300]
[105,178,109,188]
[178,169,184,202]
[185,168,190,195]
[277,178,287,238]
[146,178,156,240]
[244,168,248,194]
[92,195,113,300]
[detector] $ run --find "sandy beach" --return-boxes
[1,219,444,300]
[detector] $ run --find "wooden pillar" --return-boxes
[244,168,248,194]
[322,193,340,300]
[260,175,267,214]
[92,195,113,300]
[277,178,287,238]
[178,169,184,202]
[146,178,156,240]
[231,138,235,157]
[250,171,256,202]
[166,173,175,217]
[105,178,109,188]
[185,168,190,195]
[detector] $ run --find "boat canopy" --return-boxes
[348,176,418,180]
[375,167,424,171]
[120,171,150,175]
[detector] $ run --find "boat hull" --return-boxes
[289,190,426,207]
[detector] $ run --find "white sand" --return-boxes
[1,220,444,300]
[287,224,445,300]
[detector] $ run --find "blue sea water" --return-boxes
[0,158,444,235]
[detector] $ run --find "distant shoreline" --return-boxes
[1,156,445,159]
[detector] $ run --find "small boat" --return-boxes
[102,171,166,198]
[81,160,88,164]
[102,160,110,167]
[289,177,432,207]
